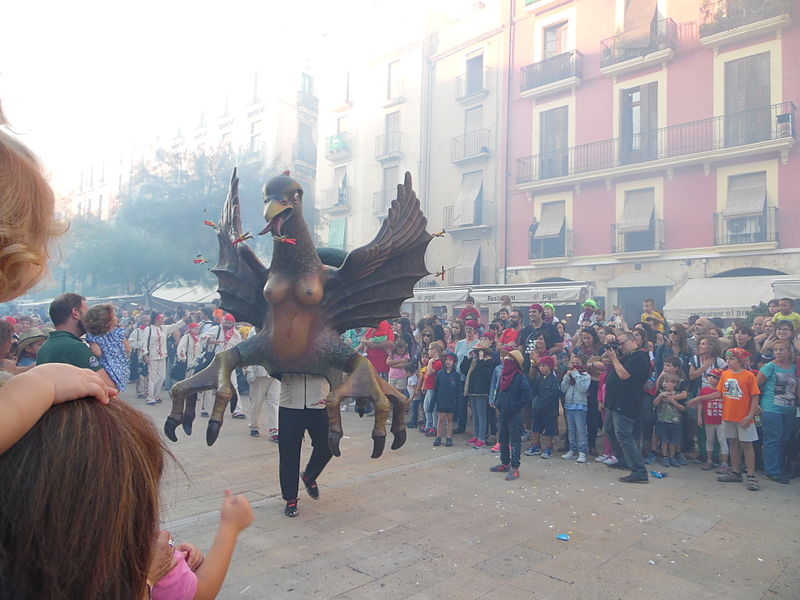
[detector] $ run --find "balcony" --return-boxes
[529,229,573,260]
[455,67,490,105]
[451,129,491,164]
[612,219,664,254]
[292,142,317,179]
[442,202,495,236]
[325,133,352,162]
[319,186,351,213]
[517,102,796,191]
[699,0,792,47]
[600,18,677,78]
[297,90,319,117]
[375,131,403,162]
[714,206,778,247]
[372,189,394,217]
[520,50,583,100]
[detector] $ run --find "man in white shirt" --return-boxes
[199,313,245,418]
[245,326,280,440]
[279,373,333,518]
[141,312,186,405]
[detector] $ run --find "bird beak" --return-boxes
[258,198,293,236]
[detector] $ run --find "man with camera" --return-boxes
[602,331,651,483]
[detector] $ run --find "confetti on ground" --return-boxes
[556,534,570,541]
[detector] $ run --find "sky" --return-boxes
[1,0,448,190]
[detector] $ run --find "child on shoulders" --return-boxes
[85,304,130,392]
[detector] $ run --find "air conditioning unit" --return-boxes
[727,216,761,244]
[776,113,793,138]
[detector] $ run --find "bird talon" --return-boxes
[371,434,386,459]
[328,432,342,457]
[206,420,222,446]
[164,417,181,443]
[391,428,407,450]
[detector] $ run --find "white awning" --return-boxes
[663,276,777,322]
[452,240,481,285]
[619,0,657,49]
[618,189,654,233]
[470,283,589,306]
[724,172,766,217]
[410,287,471,303]
[456,171,482,226]
[152,286,218,304]
[533,201,565,239]
[771,278,800,299]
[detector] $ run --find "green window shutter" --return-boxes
[328,218,347,250]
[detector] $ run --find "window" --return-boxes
[298,122,316,162]
[618,188,656,251]
[382,112,401,155]
[621,0,657,48]
[465,52,484,94]
[334,166,348,206]
[539,106,568,178]
[301,73,314,94]
[531,201,566,258]
[97,195,103,219]
[722,172,767,244]
[543,22,568,59]
[328,218,347,250]
[453,240,482,285]
[725,52,771,146]
[87,197,93,216]
[249,121,261,154]
[381,165,399,210]
[620,82,657,164]
[456,171,483,226]
[387,61,401,99]
[465,106,482,133]
[343,71,351,103]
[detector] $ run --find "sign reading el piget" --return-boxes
[411,284,590,306]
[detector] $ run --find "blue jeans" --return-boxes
[761,411,795,476]
[566,409,588,453]
[469,394,489,441]
[409,397,423,427]
[499,411,523,468]
[606,410,648,479]
[423,389,437,429]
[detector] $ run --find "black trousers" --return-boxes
[278,406,332,501]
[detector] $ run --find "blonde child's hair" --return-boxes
[0,107,65,301]
[660,373,680,387]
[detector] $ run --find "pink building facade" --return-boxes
[503,0,798,321]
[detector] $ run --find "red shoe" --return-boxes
[490,442,501,453]
[489,463,510,472]
[472,440,486,448]
[466,437,478,446]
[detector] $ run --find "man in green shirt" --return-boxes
[37,293,115,389]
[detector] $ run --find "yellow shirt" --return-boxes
[640,310,666,333]
[772,312,800,330]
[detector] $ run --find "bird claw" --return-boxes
[328,432,342,457]
[164,416,181,443]
[371,434,386,459]
[207,420,222,446]
[391,428,407,450]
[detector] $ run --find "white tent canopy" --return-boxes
[772,279,800,300]
[663,276,796,322]
[408,282,590,306]
[152,285,218,304]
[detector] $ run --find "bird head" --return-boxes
[258,171,302,237]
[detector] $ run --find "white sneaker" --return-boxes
[603,456,619,465]
[577,452,587,463]
[561,450,577,460]
[594,453,609,463]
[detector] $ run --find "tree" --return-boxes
[58,145,280,303]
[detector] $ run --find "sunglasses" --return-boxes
[669,330,679,334]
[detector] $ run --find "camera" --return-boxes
[603,341,620,352]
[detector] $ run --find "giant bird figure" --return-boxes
[165,170,433,459]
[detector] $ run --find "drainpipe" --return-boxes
[502,1,516,284]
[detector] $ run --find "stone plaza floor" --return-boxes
[133,389,800,600]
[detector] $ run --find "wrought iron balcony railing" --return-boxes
[319,186,351,211]
[520,50,583,93]
[517,102,796,185]
[372,189,394,216]
[600,18,677,68]
[612,219,665,253]
[699,0,792,38]
[456,67,489,99]
[292,142,317,165]
[297,90,319,113]
[375,131,402,161]
[451,129,490,163]
[325,133,352,160]
[714,206,778,246]
[529,229,573,259]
